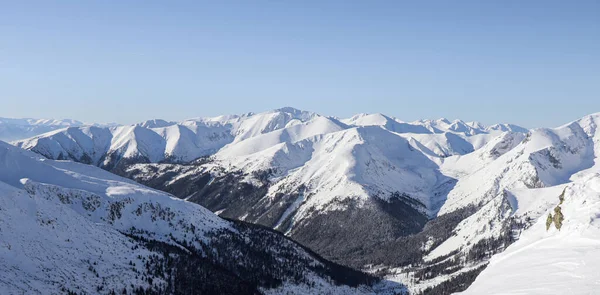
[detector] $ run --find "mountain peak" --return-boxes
[571,112,600,125]
[274,106,311,115]
[271,107,318,122]
[437,118,451,124]
[136,119,176,128]
[342,112,395,127]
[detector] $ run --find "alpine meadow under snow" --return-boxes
[3,107,600,294]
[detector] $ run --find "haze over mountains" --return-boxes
[0,117,84,142]
[0,117,118,142]
[3,107,600,294]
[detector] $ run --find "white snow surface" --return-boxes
[458,114,600,294]
[422,114,600,262]
[460,173,600,294]
[375,113,600,294]
[13,108,325,165]
[0,140,227,293]
[0,141,376,294]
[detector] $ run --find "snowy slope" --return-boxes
[410,118,527,136]
[461,174,600,294]
[14,108,329,169]
[419,114,598,265]
[342,114,525,157]
[0,141,382,294]
[233,126,448,217]
[341,113,431,134]
[376,114,599,294]
[439,113,598,217]
[200,112,527,231]
[460,114,600,294]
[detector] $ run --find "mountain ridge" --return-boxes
[7,108,600,294]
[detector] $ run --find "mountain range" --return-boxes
[4,107,600,294]
[0,117,118,142]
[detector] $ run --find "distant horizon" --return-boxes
[2,106,600,130]
[2,1,599,128]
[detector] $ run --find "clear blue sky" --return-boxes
[1,1,599,127]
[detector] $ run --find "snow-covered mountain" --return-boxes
[13,108,520,171]
[412,113,600,294]
[0,140,384,294]
[0,117,88,141]
[0,117,121,142]
[13,108,328,170]
[12,108,600,294]
[14,109,523,260]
